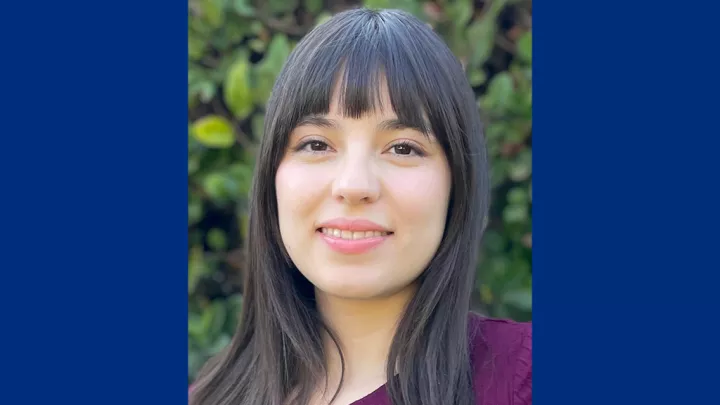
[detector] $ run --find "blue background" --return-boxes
[1,0,718,403]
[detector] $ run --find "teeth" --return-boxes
[320,228,389,240]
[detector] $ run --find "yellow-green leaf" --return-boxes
[192,116,235,148]
[224,60,254,119]
[467,18,495,68]
[264,34,291,74]
[517,32,532,63]
[201,0,225,28]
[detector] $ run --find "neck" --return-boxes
[315,284,416,399]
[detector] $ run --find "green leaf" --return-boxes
[200,307,214,337]
[264,34,291,72]
[248,38,266,53]
[449,0,473,27]
[188,37,207,61]
[224,59,254,119]
[503,288,532,311]
[188,245,208,293]
[254,65,277,107]
[203,172,226,200]
[226,294,243,330]
[197,82,216,103]
[503,204,528,224]
[253,34,291,106]
[188,68,216,104]
[488,256,510,277]
[192,116,235,148]
[364,0,391,9]
[228,163,254,197]
[467,18,495,68]
[490,158,509,187]
[188,313,206,343]
[469,69,487,86]
[315,11,333,27]
[188,350,203,381]
[225,18,250,42]
[509,149,532,181]
[517,31,532,63]
[208,334,231,354]
[201,0,226,28]
[486,72,515,110]
[305,0,323,14]
[207,228,228,251]
[466,0,511,68]
[488,0,510,16]
[507,187,529,205]
[251,114,265,140]
[528,181,532,202]
[232,0,254,16]
[269,0,298,13]
[188,155,200,175]
[483,230,506,254]
[239,212,250,239]
[188,198,203,226]
[209,301,227,338]
[202,171,239,202]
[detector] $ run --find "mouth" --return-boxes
[314,218,394,254]
[317,227,393,240]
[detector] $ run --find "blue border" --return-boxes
[2,1,187,403]
[3,1,719,403]
[535,1,719,404]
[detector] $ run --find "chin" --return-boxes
[313,273,413,301]
[316,280,386,300]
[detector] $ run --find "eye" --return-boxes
[306,140,328,152]
[392,144,413,155]
[295,139,331,153]
[387,141,426,157]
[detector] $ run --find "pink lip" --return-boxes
[317,218,390,232]
[317,218,392,254]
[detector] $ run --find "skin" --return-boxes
[275,84,452,404]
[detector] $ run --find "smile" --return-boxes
[319,228,391,240]
[315,218,394,254]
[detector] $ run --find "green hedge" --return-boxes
[188,0,532,383]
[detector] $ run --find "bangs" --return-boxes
[269,9,460,140]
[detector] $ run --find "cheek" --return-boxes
[386,165,451,225]
[275,161,328,227]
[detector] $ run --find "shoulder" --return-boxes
[467,312,532,405]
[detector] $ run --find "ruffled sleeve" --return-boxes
[512,323,532,405]
[469,315,532,405]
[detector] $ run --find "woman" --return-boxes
[190,7,531,405]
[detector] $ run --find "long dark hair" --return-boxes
[190,7,490,405]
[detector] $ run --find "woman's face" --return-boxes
[275,87,452,300]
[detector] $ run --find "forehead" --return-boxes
[327,74,395,119]
[280,54,433,136]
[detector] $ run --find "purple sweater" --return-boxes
[348,314,532,405]
[190,314,532,405]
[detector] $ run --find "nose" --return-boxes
[331,155,380,205]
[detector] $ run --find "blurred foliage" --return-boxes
[188,0,532,383]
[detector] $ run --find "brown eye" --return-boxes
[309,140,328,151]
[296,139,330,153]
[392,144,413,155]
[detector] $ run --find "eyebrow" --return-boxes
[296,114,431,135]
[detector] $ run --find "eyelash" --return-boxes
[390,141,427,157]
[294,138,332,154]
[293,138,427,157]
